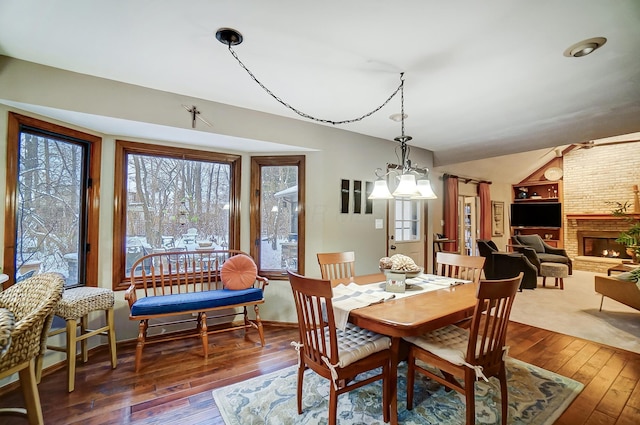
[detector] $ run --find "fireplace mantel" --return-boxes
[566,213,640,220]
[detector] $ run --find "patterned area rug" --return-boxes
[212,358,583,425]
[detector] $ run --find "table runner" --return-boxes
[331,274,470,330]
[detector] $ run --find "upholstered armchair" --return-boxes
[477,240,538,290]
[511,234,572,275]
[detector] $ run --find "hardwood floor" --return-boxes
[0,322,639,424]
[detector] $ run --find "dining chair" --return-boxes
[435,251,485,283]
[404,273,522,425]
[316,251,356,280]
[287,271,391,425]
[0,272,65,425]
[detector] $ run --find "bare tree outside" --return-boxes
[125,153,231,274]
[260,165,298,271]
[15,132,86,285]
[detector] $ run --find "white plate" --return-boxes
[544,167,563,181]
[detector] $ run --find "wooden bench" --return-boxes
[125,249,268,372]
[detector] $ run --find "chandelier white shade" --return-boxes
[415,179,437,199]
[369,179,394,199]
[369,175,438,200]
[393,174,420,198]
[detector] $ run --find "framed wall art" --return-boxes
[365,181,373,214]
[353,180,362,214]
[340,179,350,213]
[492,200,504,237]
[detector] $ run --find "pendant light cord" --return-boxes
[226,45,404,125]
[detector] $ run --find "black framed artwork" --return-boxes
[340,179,350,213]
[365,181,373,214]
[353,180,362,214]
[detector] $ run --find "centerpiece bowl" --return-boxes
[380,267,423,278]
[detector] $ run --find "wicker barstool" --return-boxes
[0,273,64,425]
[47,286,117,392]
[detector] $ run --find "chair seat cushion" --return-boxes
[405,324,505,382]
[130,288,263,316]
[55,287,115,320]
[331,323,390,368]
[404,324,470,366]
[537,253,569,264]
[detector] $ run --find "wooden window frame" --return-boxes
[112,140,241,290]
[250,155,306,280]
[3,112,102,289]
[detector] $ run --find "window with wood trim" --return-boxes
[250,156,305,280]
[112,140,241,290]
[3,113,101,289]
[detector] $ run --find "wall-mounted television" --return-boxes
[510,203,562,228]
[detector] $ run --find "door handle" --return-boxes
[390,245,396,250]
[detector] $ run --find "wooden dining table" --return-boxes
[332,273,479,425]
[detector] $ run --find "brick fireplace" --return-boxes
[566,215,633,272]
[577,230,630,259]
[561,143,640,273]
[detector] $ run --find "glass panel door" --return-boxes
[388,198,425,267]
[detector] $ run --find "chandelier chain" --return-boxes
[400,72,405,137]
[227,46,403,125]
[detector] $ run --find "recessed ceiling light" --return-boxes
[563,37,607,58]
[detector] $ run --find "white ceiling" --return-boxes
[1,0,639,172]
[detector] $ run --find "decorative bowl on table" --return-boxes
[380,267,423,278]
[197,241,213,248]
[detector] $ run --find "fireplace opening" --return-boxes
[581,236,631,259]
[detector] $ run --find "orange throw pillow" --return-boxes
[221,254,258,290]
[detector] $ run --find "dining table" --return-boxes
[331,272,479,425]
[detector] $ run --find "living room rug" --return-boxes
[509,270,640,354]
[212,358,583,425]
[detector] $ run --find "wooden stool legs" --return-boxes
[20,359,44,425]
[541,276,564,289]
[107,308,117,369]
[49,308,117,392]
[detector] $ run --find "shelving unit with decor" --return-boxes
[513,181,562,203]
[511,157,565,247]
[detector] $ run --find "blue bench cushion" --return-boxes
[131,288,263,316]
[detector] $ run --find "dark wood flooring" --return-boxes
[0,322,639,424]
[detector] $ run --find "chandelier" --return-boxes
[368,74,437,200]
